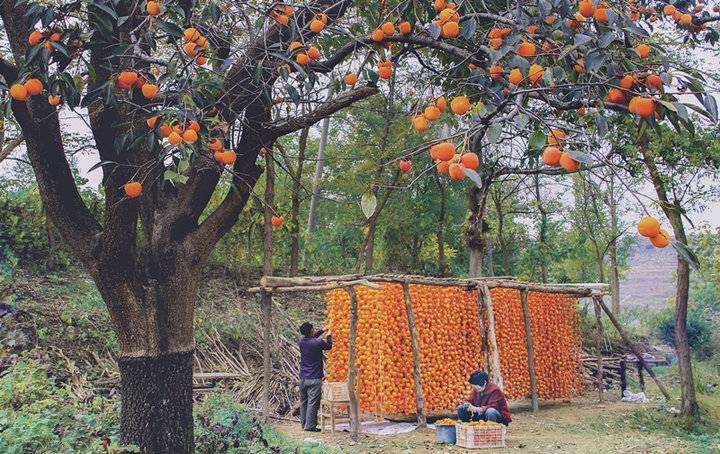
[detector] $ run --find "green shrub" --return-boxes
[0,360,120,453]
[194,391,339,454]
[653,305,714,359]
[0,363,336,454]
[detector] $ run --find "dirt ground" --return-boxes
[272,395,700,453]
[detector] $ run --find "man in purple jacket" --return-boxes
[298,321,332,432]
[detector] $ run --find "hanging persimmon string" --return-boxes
[325,284,583,414]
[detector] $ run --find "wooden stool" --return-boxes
[319,381,350,434]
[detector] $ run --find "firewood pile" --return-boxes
[582,354,626,390]
[193,328,300,416]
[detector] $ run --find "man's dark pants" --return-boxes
[299,378,323,430]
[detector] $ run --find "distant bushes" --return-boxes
[652,305,716,359]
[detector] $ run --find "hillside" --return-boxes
[619,244,677,310]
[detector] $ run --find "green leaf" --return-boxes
[428,23,441,40]
[514,113,529,130]
[463,168,484,189]
[178,159,190,173]
[672,241,700,270]
[598,32,616,48]
[89,2,118,21]
[486,124,501,143]
[657,99,676,113]
[158,20,183,38]
[87,160,117,172]
[595,112,608,137]
[360,192,377,219]
[574,34,593,46]
[460,17,476,39]
[528,129,546,151]
[287,85,300,106]
[568,150,592,164]
[702,94,717,122]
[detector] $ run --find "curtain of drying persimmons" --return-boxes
[324,284,584,415]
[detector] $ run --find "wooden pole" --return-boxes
[477,290,489,373]
[619,359,627,398]
[402,281,427,428]
[595,296,671,400]
[260,293,272,418]
[482,285,503,389]
[520,289,539,412]
[260,145,276,420]
[593,297,605,403]
[346,286,361,440]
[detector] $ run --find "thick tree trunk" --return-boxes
[119,351,194,453]
[640,145,698,417]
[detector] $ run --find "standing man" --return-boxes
[457,371,512,425]
[298,321,332,432]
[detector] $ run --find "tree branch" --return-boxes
[311,33,486,73]
[0,136,24,164]
[0,1,102,271]
[265,85,379,137]
[186,105,271,262]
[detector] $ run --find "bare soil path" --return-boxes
[273,395,699,453]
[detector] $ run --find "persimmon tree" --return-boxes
[1,0,716,450]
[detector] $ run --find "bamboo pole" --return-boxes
[592,297,605,403]
[402,281,427,427]
[477,290,489,373]
[482,285,503,389]
[248,279,381,293]
[346,286,360,440]
[260,275,363,287]
[520,289,538,412]
[252,274,609,296]
[594,296,671,400]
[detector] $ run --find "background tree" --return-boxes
[611,119,720,417]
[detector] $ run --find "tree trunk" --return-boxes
[119,352,194,453]
[364,220,378,272]
[356,77,397,274]
[261,150,275,418]
[486,239,494,277]
[289,127,309,276]
[492,190,511,275]
[534,175,549,283]
[306,84,334,240]
[608,175,621,315]
[433,170,448,277]
[640,144,698,417]
[467,184,490,278]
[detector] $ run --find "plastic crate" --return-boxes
[455,423,506,449]
[322,381,350,402]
